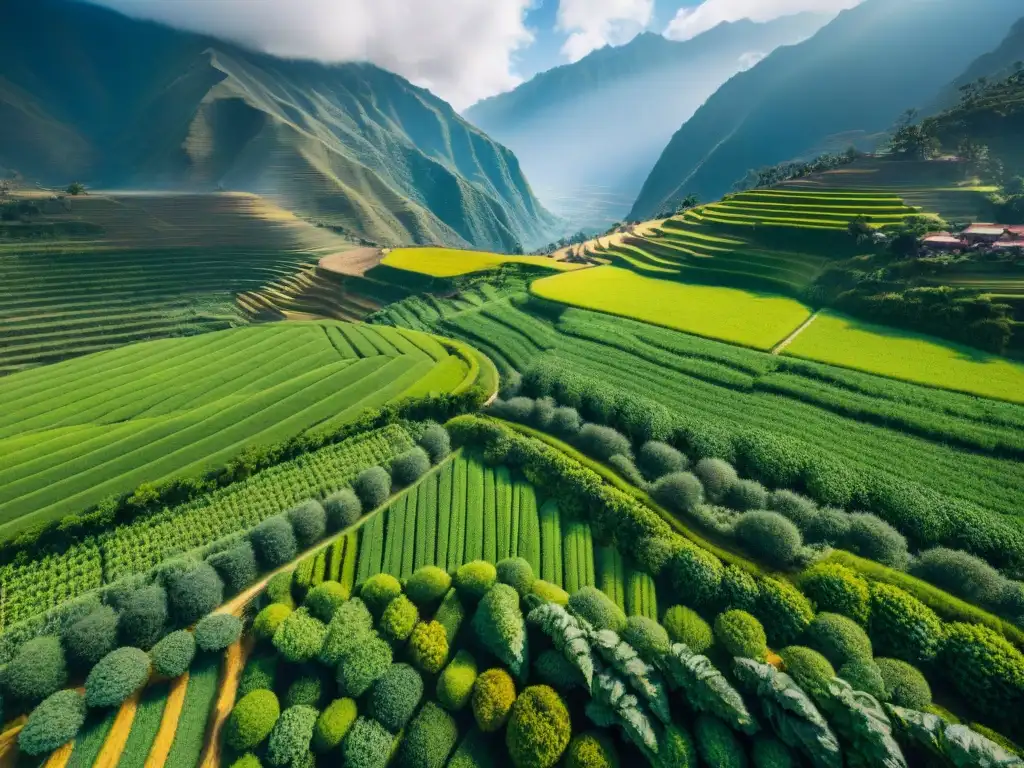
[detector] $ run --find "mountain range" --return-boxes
[0,0,557,251]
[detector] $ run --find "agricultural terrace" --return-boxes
[0,321,477,537]
[784,310,1024,403]
[381,246,584,278]
[531,265,813,350]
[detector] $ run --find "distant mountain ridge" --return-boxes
[0,0,557,251]
[464,14,829,229]
[630,0,1024,221]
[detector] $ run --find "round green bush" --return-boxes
[506,686,571,768]
[273,608,328,663]
[694,458,738,504]
[797,563,870,625]
[531,580,569,606]
[341,717,393,768]
[3,636,68,703]
[360,573,403,617]
[324,488,362,532]
[406,566,452,609]
[85,647,151,708]
[397,701,459,768]
[658,724,697,768]
[455,561,498,603]
[18,689,86,756]
[287,500,327,549]
[117,585,169,650]
[367,663,423,732]
[608,454,645,487]
[354,466,392,510]
[164,561,224,627]
[868,582,942,664]
[718,565,760,613]
[438,650,478,711]
[195,613,243,652]
[391,447,432,487]
[843,513,910,570]
[566,731,619,768]
[768,490,818,531]
[497,558,536,598]
[755,577,814,648]
[751,737,796,768]
[910,548,1008,607]
[714,610,767,659]
[409,621,449,674]
[285,674,326,709]
[149,629,196,678]
[838,660,887,700]
[250,516,298,569]
[304,581,349,623]
[336,634,393,697]
[623,616,670,662]
[238,655,278,697]
[638,441,688,482]
[311,697,357,753]
[726,479,769,512]
[663,605,714,654]
[877,657,933,709]
[806,612,872,667]
[266,705,319,767]
[778,646,835,699]
[577,424,632,461]
[226,689,281,751]
[380,595,419,643]
[694,714,746,768]
[418,423,452,465]
[668,547,724,607]
[254,604,293,643]
[63,605,119,670]
[229,754,262,768]
[319,598,374,666]
[804,508,852,546]
[568,586,627,633]
[207,541,258,595]
[265,570,296,608]
[472,668,516,732]
[734,511,803,568]
[533,650,585,691]
[652,472,704,516]
[550,406,582,438]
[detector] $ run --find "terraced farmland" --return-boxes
[380,246,582,278]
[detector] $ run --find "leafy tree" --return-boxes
[66,182,85,196]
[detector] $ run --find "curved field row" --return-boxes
[380,246,583,278]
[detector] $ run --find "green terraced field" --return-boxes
[381,247,582,278]
[0,321,473,538]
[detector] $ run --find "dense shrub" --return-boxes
[806,613,872,667]
[659,725,698,767]
[876,658,932,709]
[843,513,909,570]
[287,500,327,549]
[491,397,536,422]
[778,646,835,698]
[868,582,942,664]
[226,689,281,751]
[380,595,419,643]
[531,580,569,606]
[533,650,585,691]
[531,396,557,431]
[285,674,326,709]
[637,441,688,482]
[367,663,424,731]
[63,605,119,670]
[506,686,571,768]
[266,570,296,608]
[718,565,760,613]
[319,599,374,666]
[455,561,498,603]
[361,573,403,617]
[255,604,293,642]
[804,508,851,546]
[341,717,394,768]
[714,611,767,659]
[419,423,452,464]
[238,655,278,697]
[410,621,449,674]
[751,737,797,768]
[568,587,627,633]
[838,660,887,700]
[406,566,452,609]
[755,578,814,647]
[85,647,151,708]
[312,697,357,752]
[576,424,632,461]
[768,490,818,530]
[608,454,645,487]
[266,705,318,767]
[694,715,746,768]
[18,689,86,756]
[663,605,713,653]
[228,755,261,768]
[250,516,298,569]
[472,668,516,732]
[3,636,67,703]
[725,479,769,512]
[436,588,468,644]
[207,541,258,595]
[734,512,803,568]
[397,701,459,768]
[118,585,169,650]
[195,613,243,652]
[354,466,392,510]
[566,731,619,768]
[337,634,393,697]
[550,407,582,438]
[164,561,224,627]
[651,472,704,515]
[623,616,671,662]
[391,447,432,487]
[305,581,349,623]
[324,488,362,532]
[938,623,1022,722]
[667,547,723,607]
[797,563,870,625]
[497,558,536,598]
[149,630,196,678]
[273,608,328,663]
[473,584,528,678]
[694,458,738,503]
[438,650,478,711]
[910,548,1008,607]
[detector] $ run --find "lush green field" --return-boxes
[382,247,581,277]
[0,321,470,539]
[784,310,1024,403]
[531,266,812,350]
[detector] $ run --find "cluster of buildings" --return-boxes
[923,224,1024,253]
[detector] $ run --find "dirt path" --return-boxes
[198,638,252,768]
[0,718,26,768]
[42,740,74,768]
[772,311,820,355]
[318,247,384,277]
[93,690,142,768]
[143,672,190,768]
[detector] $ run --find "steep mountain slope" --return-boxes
[630,0,1024,221]
[464,15,828,229]
[0,0,556,251]
[926,16,1024,113]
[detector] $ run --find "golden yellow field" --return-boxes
[381,247,582,278]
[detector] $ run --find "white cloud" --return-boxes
[664,0,864,41]
[557,0,655,62]
[737,51,767,70]
[86,0,535,110]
